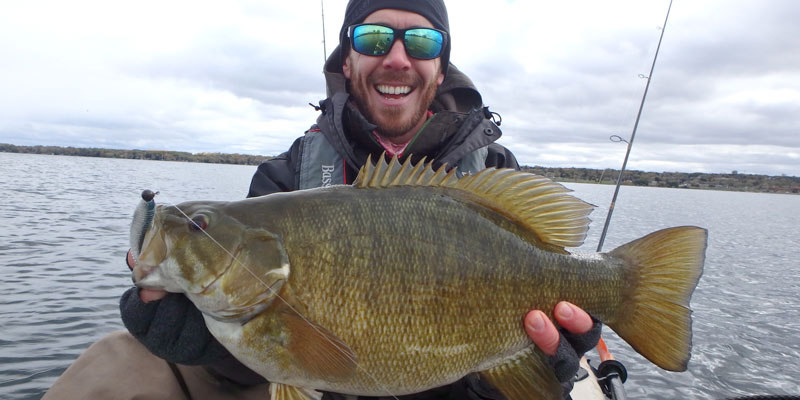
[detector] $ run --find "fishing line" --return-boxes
[609,9,666,151]
[151,193,402,400]
[596,0,674,253]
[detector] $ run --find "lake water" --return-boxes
[1,152,799,399]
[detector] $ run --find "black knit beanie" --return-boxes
[338,0,451,76]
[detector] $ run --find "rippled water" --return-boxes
[1,152,799,399]
[569,180,800,398]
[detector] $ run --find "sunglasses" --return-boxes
[348,23,447,60]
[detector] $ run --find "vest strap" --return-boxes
[299,130,345,190]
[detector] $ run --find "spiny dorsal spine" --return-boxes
[353,154,595,249]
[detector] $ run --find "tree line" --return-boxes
[521,165,799,194]
[2,143,798,194]
[0,143,267,165]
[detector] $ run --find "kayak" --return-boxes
[573,338,629,400]
[572,357,607,400]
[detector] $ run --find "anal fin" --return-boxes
[479,347,563,400]
[269,383,323,400]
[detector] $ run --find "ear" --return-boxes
[437,71,444,85]
[343,56,352,79]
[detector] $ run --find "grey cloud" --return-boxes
[130,28,327,106]
[3,1,797,176]
[471,0,800,162]
[667,1,800,78]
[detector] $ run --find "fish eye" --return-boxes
[188,216,208,232]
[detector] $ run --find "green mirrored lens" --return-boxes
[352,25,394,56]
[404,28,443,59]
[351,25,445,60]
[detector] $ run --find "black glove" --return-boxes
[547,317,603,397]
[120,287,271,385]
[120,287,230,365]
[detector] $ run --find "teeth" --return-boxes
[376,85,411,95]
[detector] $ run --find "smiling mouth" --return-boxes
[375,84,413,99]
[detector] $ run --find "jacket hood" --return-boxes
[316,45,501,172]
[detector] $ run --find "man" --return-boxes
[44,1,599,399]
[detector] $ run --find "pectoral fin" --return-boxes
[479,347,563,400]
[269,383,323,400]
[279,305,358,381]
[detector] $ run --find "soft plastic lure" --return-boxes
[129,189,157,263]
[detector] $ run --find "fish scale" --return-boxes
[225,186,617,392]
[132,155,706,400]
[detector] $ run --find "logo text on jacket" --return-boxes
[321,165,335,187]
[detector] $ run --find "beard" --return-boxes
[348,70,439,139]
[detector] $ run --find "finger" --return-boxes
[129,251,167,303]
[139,288,168,303]
[524,310,561,356]
[554,301,593,335]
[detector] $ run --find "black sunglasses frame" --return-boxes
[347,23,448,60]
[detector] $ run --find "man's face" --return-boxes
[343,9,445,139]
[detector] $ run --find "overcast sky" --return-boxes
[1,0,798,176]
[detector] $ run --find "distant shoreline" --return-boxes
[2,143,798,194]
[0,143,267,166]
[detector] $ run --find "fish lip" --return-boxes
[132,262,167,290]
[132,218,168,287]
[132,263,158,284]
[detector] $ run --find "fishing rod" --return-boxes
[320,0,328,64]
[594,1,673,399]
[596,0,673,253]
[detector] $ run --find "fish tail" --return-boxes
[606,226,707,371]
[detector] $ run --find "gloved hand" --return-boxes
[122,249,226,364]
[120,287,231,365]
[526,301,602,397]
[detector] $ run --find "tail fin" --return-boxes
[606,226,707,371]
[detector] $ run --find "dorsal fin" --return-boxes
[353,154,594,249]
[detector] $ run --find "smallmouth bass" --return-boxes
[131,155,706,400]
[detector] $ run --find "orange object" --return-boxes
[597,337,615,362]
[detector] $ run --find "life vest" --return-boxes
[298,129,489,190]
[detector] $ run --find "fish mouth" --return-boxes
[132,262,159,284]
[131,222,168,288]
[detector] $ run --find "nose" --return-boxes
[381,39,411,71]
